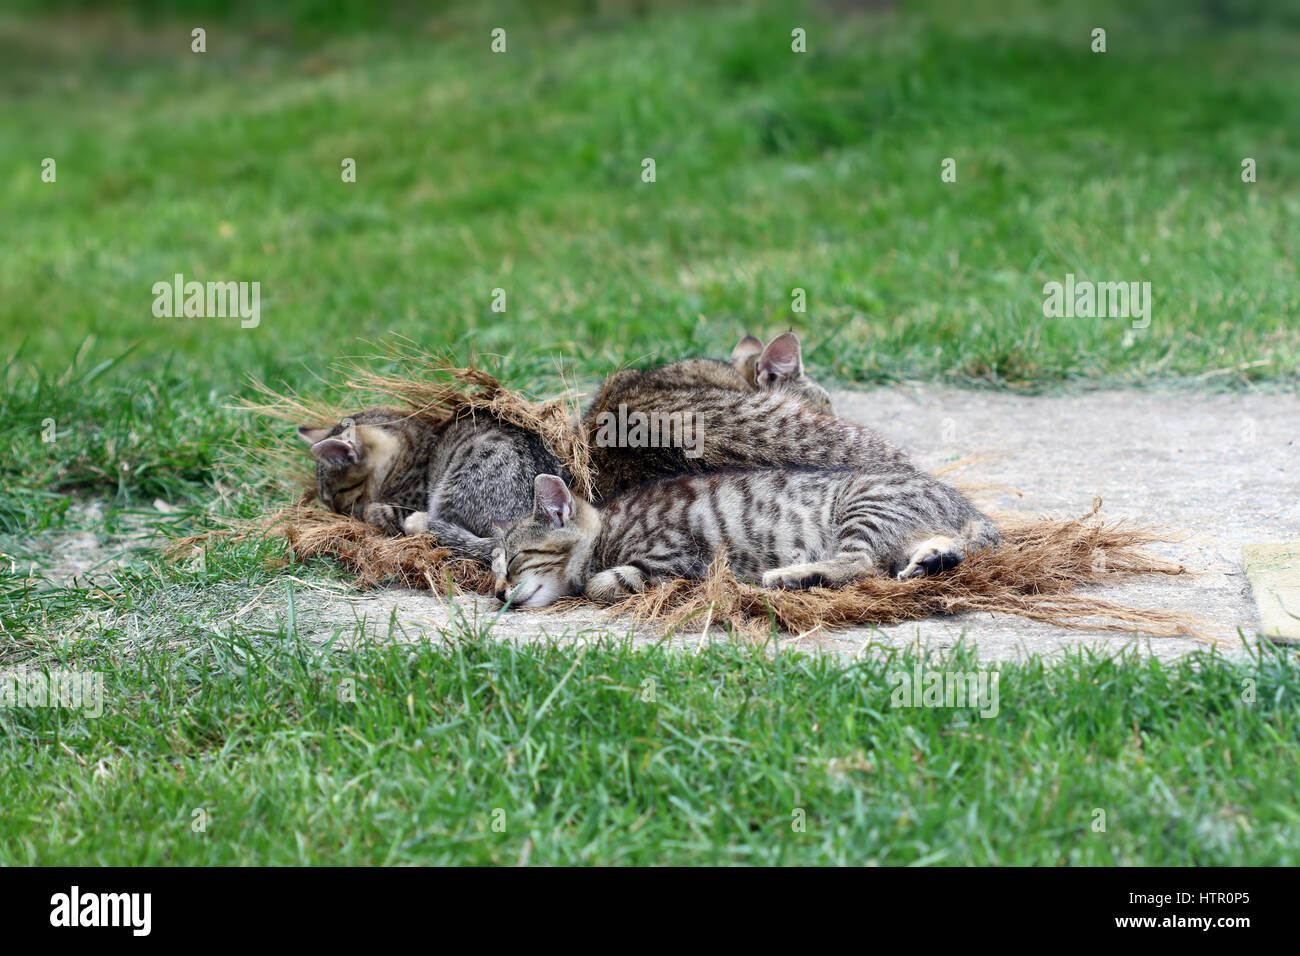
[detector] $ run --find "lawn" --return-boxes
[5,625,1299,865]
[2,0,1298,864]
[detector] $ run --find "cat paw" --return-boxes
[363,503,403,535]
[584,567,645,603]
[898,536,963,579]
[402,511,429,536]
[761,565,826,590]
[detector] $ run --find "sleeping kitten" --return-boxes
[491,469,1001,608]
[298,408,567,562]
[584,331,910,500]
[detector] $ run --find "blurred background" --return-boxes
[5,0,1299,384]
[1,0,1297,516]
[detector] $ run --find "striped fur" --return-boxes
[492,468,1001,608]
[584,333,904,499]
[299,408,567,562]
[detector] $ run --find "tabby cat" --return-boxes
[298,408,567,562]
[492,468,1001,608]
[584,331,912,500]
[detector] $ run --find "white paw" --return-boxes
[761,566,822,590]
[898,536,961,579]
[402,511,429,536]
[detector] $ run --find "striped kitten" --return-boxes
[584,331,910,499]
[298,408,567,562]
[491,469,1000,608]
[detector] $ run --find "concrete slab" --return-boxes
[1243,541,1300,644]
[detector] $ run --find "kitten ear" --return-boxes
[533,474,575,528]
[731,334,763,364]
[309,437,359,467]
[757,332,804,386]
[298,426,331,444]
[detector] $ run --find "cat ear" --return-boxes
[731,334,763,364]
[533,474,575,528]
[309,437,359,467]
[298,426,331,444]
[757,332,804,386]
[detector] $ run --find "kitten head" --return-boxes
[731,332,833,413]
[491,474,596,609]
[297,409,410,518]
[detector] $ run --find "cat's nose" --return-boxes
[495,587,508,604]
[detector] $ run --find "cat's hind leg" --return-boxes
[897,536,963,579]
[761,554,880,590]
[897,518,1000,579]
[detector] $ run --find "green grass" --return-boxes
[2,0,1299,864]
[2,0,1298,395]
[3,619,1298,865]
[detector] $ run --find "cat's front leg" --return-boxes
[584,566,647,603]
[362,503,408,536]
[401,511,429,536]
[423,516,496,564]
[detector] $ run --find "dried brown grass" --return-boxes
[169,496,496,595]
[278,503,496,594]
